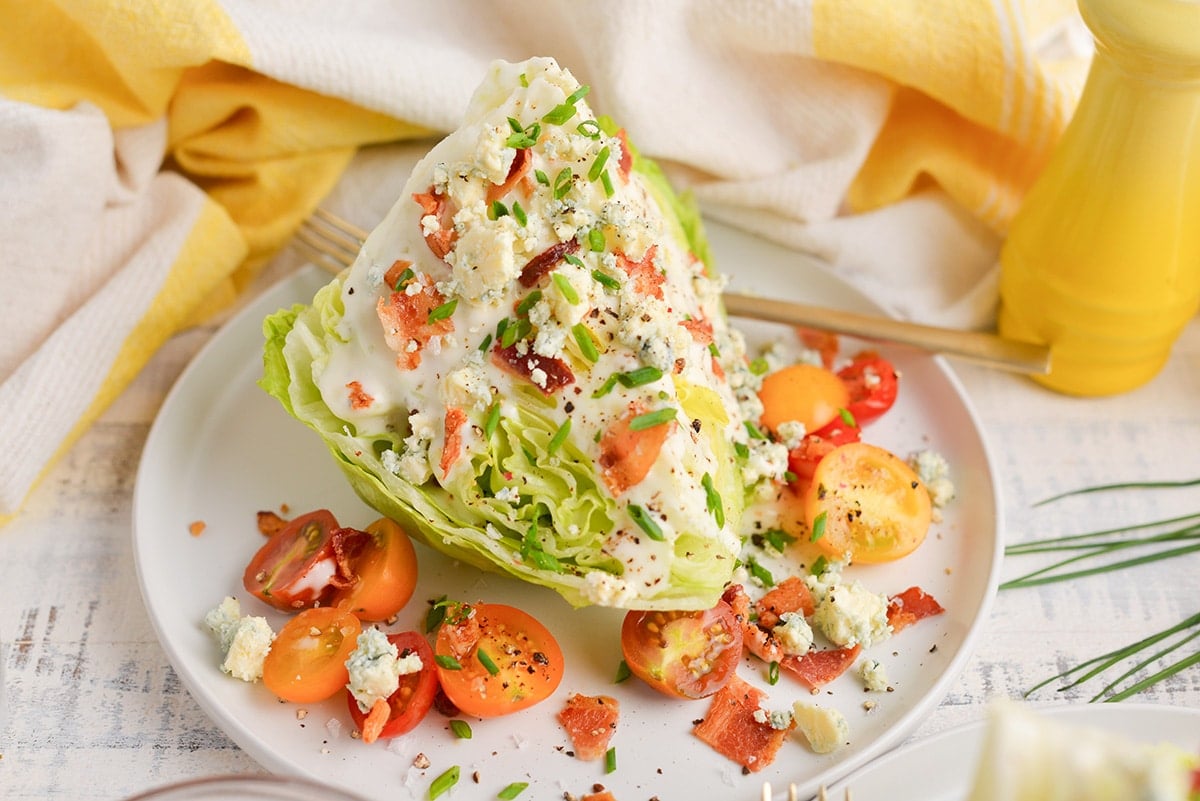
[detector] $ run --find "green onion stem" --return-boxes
[1088,627,1200,702]
[1000,540,1200,590]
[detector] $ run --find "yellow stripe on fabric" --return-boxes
[0,197,247,528]
[169,61,431,291]
[0,0,251,127]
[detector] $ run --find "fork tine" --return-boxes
[294,208,367,273]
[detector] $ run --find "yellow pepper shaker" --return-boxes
[997,0,1200,396]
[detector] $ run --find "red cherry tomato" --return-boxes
[433,602,564,718]
[345,631,438,739]
[619,600,743,700]
[329,518,419,622]
[243,509,364,612]
[262,605,362,703]
[838,352,898,425]
[787,418,862,493]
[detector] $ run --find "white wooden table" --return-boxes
[3,175,1198,798]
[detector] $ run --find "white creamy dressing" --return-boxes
[311,57,767,601]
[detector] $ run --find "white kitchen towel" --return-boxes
[0,0,1086,521]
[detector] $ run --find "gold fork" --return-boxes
[293,207,1050,374]
[759,782,853,801]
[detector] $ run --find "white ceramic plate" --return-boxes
[133,221,1002,801]
[823,703,1200,801]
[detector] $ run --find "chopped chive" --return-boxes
[838,407,857,427]
[449,719,472,739]
[587,227,606,252]
[744,421,766,440]
[507,117,523,133]
[496,316,510,339]
[577,120,601,139]
[512,201,527,227]
[566,84,590,105]
[518,73,528,87]
[768,660,781,685]
[605,746,617,774]
[477,648,500,676]
[484,402,502,438]
[616,366,663,387]
[591,269,621,290]
[552,272,580,304]
[748,357,770,375]
[427,298,458,324]
[628,504,664,540]
[600,170,615,197]
[478,333,493,352]
[572,323,599,362]
[516,289,542,316]
[588,146,610,182]
[547,418,571,455]
[614,659,632,683]
[702,473,725,527]
[435,654,463,670]
[747,558,774,587]
[708,342,720,358]
[810,510,827,542]
[542,102,577,125]
[564,253,586,268]
[535,169,549,186]
[425,594,448,633]
[498,783,529,800]
[591,374,619,398]
[629,408,677,431]
[500,321,521,348]
[429,766,460,800]
[392,267,415,291]
[489,200,509,220]
[734,442,750,459]
[762,528,797,552]
[553,167,573,199]
[810,555,829,576]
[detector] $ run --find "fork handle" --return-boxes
[721,291,1051,375]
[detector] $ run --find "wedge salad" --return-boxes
[225,55,964,788]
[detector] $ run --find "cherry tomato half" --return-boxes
[262,605,362,703]
[329,518,419,622]
[346,631,437,739]
[757,363,849,435]
[786,418,862,493]
[434,602,564,718]
[838,352,898,425]
[804,441,931,564]
[243,509,363,611]
[620,600,743,700]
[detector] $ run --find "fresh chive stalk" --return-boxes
[629,408,677,431]
[435,654,462,670]
[628,504,664,541]
[477,648,500,676]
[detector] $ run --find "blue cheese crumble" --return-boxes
[203,596,275,682]
[806,563,892,648]
[791,701,849,754]
[345,627,424,713]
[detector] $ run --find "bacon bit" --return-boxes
[412,187,458,260]
[780,645,862,692]
[795,327,840,370]
[256,510,289,537]
[616,245,663,299]
[722,584,784,663]
[383,259,414,289]
[440,407,468,479]
[360,697,391,745]
[598,403,673,498]
[376,275,455,371]
[711,357,725,381]
[188,520,206,537]
[487,147,531,204]
[491,342,575,395]
[519,239,581,287]
[328,527,371,590]
[558,694,620,761]
[681,317,714,345]
[886,586,945,634]
[614,128,633,182]
[693,674,792,773]
[346,381,374,410]
[755,576,815,628]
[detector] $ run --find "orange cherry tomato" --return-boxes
[803,442,932,564]
[329,518,419,622]
[345,631,437,740]
[619,600,743,700]
[262,605,362,703]
[757,363,850,435]
[433,602,563,718]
